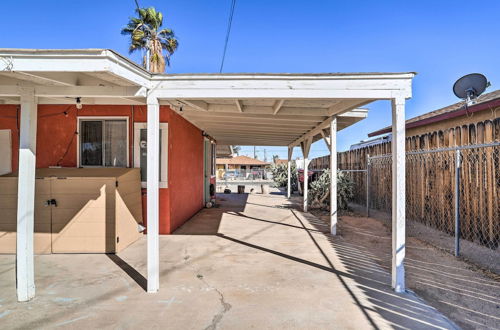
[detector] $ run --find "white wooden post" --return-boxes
[302,139,311,212]
[287,147,292,198]
[16,87,37,302]
[330,118,337,235]
[391,96,406,292]
[147,95,160,293]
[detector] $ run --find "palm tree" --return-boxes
[121,7,178,73]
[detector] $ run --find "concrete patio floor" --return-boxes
[0,191,456,329]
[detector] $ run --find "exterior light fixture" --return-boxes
[76,97,82,110]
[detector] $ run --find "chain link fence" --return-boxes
[341,143,500,272]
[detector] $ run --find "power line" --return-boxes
[219,0,237,73]
[134,0,140,9]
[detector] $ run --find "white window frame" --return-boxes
[77,116,130,168]
[133,122,168,188]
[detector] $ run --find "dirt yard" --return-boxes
[311,208,500,330]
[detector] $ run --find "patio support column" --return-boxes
[16,87,37,302]
[287,147,292,198]
[329,117,337,235]
[147,94,160,293]
[391,96,406,293]
[301,138,312,212]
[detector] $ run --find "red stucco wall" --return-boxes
[0,104,204,234]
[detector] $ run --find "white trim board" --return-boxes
[133,122,168,188]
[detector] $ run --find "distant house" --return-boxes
[273,158,288,166]
[216,155,270,170]
[216,155,271,180]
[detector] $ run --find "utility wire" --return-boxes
[134,0,140,9]
[219,0,237,73]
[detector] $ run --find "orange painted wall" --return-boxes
[0,104,204,234]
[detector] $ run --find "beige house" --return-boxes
[216,155,270,180]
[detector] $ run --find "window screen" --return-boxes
[80,119,127,167]
[80,121,103,166]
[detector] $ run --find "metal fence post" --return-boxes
[455,149,461,257]
[366,154,370,217]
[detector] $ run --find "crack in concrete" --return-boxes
[200,276,232,330]
[182,247,231,330]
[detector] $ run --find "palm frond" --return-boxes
[122,6,178,71]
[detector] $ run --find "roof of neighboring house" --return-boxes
[216,155,270,166]
[369,89,500,137]
[274,159,288,165]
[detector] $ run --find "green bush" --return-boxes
[308,169,354,211]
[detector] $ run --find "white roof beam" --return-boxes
[218,141,288,146]
[321,130,331,148]
[0,71,77,87]
[155,89,401,100]
[184,115,324,128]
[272,99,285,114]
[213,132,299,138]
[194,121,315,129]
[289,109,368,148]
[182,112,326,122]
[235,99,244,112]
[152,73,414,100]
[179,99,208,111]
[0,85,147,98]
[178,103,332,116]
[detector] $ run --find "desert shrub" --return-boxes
[271,162,297,190]
[308,169,354,211]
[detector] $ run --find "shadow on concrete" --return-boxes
[224,191,455,329]
[287,205,457,329]
[216,232,381,328]
[169,190,456,328]
[106,254,147,292]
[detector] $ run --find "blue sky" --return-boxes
[1,0,499,160]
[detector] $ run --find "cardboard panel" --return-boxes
[0,177,52,254]
[50,178,115,253]
[115,168,143,252]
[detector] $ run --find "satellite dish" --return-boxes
[453,73,489,104]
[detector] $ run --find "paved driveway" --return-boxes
[0,192,456,329]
